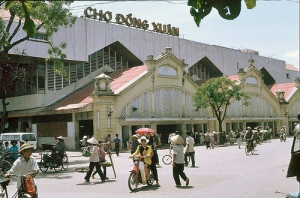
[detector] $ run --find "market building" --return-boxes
[0,9,299,149]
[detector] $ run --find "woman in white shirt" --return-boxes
[84,137,105,183]
[171,135,189,187]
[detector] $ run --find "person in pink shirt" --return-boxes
[92,141,108,179]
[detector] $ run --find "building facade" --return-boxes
[1,11,299,149]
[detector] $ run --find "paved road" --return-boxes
[3,137,299,197]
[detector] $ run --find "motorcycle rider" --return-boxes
[279,126,286,141]
[244,127,254,150]
[129,136,153,183]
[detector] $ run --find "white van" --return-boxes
[0,132,37,150]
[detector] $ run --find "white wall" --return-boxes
[8,17,291,84]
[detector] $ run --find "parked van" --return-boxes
[0,132,37,150]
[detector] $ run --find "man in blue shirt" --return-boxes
[8,140,19,161]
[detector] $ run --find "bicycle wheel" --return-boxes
[245,145,250,156]
[62,154,68,170]
[0,185,8,198]
[53,158,62,172]
[128,172,138,192]
[39,162,48,173]
[162,155,172,165]
[0,160,12,174]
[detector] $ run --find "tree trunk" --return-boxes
[1,92,9,133]
[219,120,223,132]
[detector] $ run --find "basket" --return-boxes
[75,167,89,173]
[41,144,54,150]
[100,162,113,167]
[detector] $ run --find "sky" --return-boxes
[69,1,299,69]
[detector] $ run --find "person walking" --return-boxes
[84,137,105,183]
[106,134,112,151]
[92,141,108,180]
[210,132,215,149]
[171,135,189,187]
[113,134,121,156]
[185,131,195,167]
[204,131,211,149]
[236,128,242,149]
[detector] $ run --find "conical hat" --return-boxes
[87,137,98,145]
[170,135,184,145]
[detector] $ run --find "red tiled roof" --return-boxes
[268,82,296,100]
[54,65,147,109]
[286,64,298,71]
[110,65,147,92]
[227,75,239,81]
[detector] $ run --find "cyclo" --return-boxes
[37,144,68,173]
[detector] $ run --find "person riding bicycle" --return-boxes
[129,136,153,182]
[244,127,254,150]
[4,143,39,198]
[51,136,66,160]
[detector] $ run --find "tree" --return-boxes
[192,77,250,132]
[0,1,77,133]
[188,0,257,27]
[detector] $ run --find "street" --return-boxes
[4,137,299,198]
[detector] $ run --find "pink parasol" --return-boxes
[135,128,155,136]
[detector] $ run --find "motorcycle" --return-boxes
[128,156,154,192]
[280,133,286,142]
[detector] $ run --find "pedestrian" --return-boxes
[113,134,121,156]
[84,137,105,183]
[145,132,160,187]
[80,135,87,148]
[92,141,108,180]
[131,135,139,154]
[171,135,189,187]
[185,131,195,167]
[8,140,19,161]
[210,132,215,149]
[236,128,242,149]
[4,143,39,198]
[106,134,112,151]
[204,132,211,149]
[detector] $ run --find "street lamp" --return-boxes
[107,106,114,117]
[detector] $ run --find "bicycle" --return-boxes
[162,147,190,165]
[245,140,255,156]
[0,152,15,175]
[0,173,37,198]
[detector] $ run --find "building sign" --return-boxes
[84,7,179,37]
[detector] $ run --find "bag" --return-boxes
[82,148,91,157]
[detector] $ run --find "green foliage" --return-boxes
[0,1,76,73]
[188,0,256,27]
[192,77,250,131]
